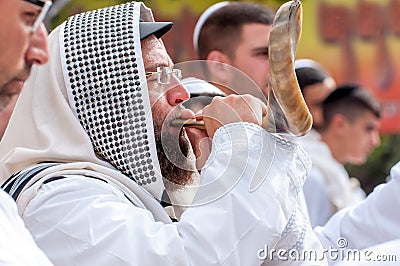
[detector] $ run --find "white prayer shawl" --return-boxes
[0,2,325,265]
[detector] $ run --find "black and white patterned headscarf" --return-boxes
[62,2,164,196]
[0,2,166,202]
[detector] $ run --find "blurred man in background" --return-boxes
[303,84,381,227]
[295,59,336,137]
[193,1,274,99]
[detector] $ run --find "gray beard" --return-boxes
[0,81,14,112]
[155,123,196,187]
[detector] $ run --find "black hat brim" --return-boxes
[139,22,173,40]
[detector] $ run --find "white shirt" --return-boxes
[314,161,400,264]
[298,129,365,227]
[303,167,333,227]
[0,189,53,265]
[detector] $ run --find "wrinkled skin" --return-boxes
[142,36,268,182]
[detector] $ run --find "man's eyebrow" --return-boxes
[23,0,48,8]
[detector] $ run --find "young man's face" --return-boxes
[229,23,272,98]
[341,110,381,165]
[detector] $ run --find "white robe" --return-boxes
[12,124,326,265]
[315,161,400,252]
[297,129,365,227]
[0,189,53,265]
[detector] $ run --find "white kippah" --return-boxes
[193,1,230,54]
[294,58,324,70]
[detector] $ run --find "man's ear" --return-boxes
[207,50,230,64]
[206,50,232,84]
[331,113,349,135]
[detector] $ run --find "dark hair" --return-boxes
[295,59,331,92]
[322,84,381,129]
[197,2,275,60]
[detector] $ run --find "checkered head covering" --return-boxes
[0,2,172,201]
[61,2,169,199]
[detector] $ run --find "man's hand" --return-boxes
[202,94,268,138]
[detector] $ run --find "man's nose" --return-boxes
[372,132,381,147]
[26,24,50,65]
[167,82,190,106]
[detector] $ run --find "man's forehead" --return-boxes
[237,24,270,49]
[141,36,173,71]
[241,23,272,35]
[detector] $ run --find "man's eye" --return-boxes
[255,51,269,57]
[23,11,38,26]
